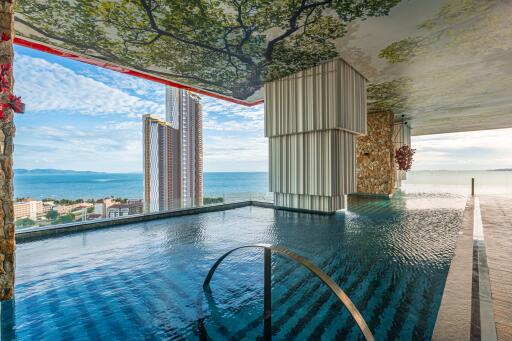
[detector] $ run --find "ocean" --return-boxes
[402,170,512,196]
[13,170,512,200]
[14,172,269,200]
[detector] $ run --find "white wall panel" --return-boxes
[265,58,367,137]
[269,130,355,196]
[264,58,366,213]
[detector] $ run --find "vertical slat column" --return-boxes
[265,59,367,213]
[0,0,15,301]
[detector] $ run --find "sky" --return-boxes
[12,45,512,173]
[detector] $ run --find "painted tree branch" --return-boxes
[139,0,256,67]
[264,0,332,62]
[15,16,123,64]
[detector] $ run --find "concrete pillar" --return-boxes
[264,59,367,213]
[355,111,396,196]
[0,0,15,301]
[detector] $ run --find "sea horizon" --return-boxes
[14,168,512,174]
[14,170,270,200]
[13,168,512,200]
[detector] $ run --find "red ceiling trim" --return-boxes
[14,37,264,107]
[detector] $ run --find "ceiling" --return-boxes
[14,0,512,135]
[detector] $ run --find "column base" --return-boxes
[274,193,346,213]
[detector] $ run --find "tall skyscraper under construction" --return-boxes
[143,88,203,212]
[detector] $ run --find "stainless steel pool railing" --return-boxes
[202,244,375,341]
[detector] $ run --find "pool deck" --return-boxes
[432,198,473,340]
[433,195,512,341]
[479,196,512,340]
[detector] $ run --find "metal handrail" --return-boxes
[202,244,375,341]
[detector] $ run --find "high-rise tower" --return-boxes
[143,88,203,212]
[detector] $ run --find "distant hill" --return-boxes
[491,168,512,171]
[14,168,104,175]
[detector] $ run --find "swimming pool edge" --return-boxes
[15,201,336,243]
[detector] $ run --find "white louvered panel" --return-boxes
[269,130,356,197]
[274,193,346,213]
[264,58,367,138]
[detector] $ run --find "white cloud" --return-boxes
[203,117,263,131]
[200,97,265,137]
[15,124,142,172]
[79,67,166,100]
[412,128,512,170]
[204,135,268,171]
[14,55,164,117]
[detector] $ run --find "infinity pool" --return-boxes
[2,192,465,340]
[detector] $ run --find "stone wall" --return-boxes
[356,112,396,196]
[0,1,15,301]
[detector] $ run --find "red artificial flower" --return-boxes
[0,75,9,91]
[0,64,11,93]
[395,145,416,171]
[1,32,10,42]
[7,94,24,113]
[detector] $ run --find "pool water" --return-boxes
[2,192,466,340]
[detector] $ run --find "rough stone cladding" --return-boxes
[356,112,396,196]
[0,1,15,301]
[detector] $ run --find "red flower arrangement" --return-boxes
[1,32,10,42]
[395,145,416,171]
[0,94,24,115]
[0,65,25,118]
[6,94,24,113]
[0,63,10,92]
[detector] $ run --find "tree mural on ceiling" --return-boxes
[15,0,400,101]
[370,0,501,117]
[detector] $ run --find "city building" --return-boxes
[94,198,116,218]
[143,88,203,212]
[14,200,43,221]
[107,201,143,218]
[54,203,91,215]
[42,203,55,213]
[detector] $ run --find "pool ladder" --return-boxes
[202,244,375,341]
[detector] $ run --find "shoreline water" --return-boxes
[14,171,269,200]
[13,170,512,200]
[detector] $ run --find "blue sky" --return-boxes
[12,45,512,172]
[13,45,267,172]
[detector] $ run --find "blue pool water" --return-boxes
[2,192,466,340]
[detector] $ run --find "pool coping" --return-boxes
[15,200,333,242]
[432,196,497,340]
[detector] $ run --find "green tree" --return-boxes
[16,0,400,100]
[378,38,418,64]
[204,197,224,205]
[367,78,412,114]
[45,210,59,220]
[87,206,94,213]
[54,214,75,224]
[15,218,36,228]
